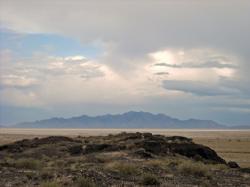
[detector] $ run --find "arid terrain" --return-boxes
[0,129,250,187]
[1,128,250,168]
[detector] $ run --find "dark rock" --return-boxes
[145,135,166,143]
[228,161,240,168]
[68,145,83,155]
[121,132,143,141]
[0,133,226,165]
[0,136,78,153]
[34,136,78,145]
[139,140,162,154]
[133,134,226,164]
[165,136,192,143]
[142,132,153,138]
[168,143,226,164]
[0,145,8,151]
[134,148,153,158]
[83,143,123,154]
[84,144,111,153]
[240,168,250,173]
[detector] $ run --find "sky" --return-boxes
[0,0,250,126]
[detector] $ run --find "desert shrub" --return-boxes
[83,154,107,163]
[94,153,113,163]
[55,160,65,168]
[141,174,160,186]
[14,158,42,170]
[41,181,61,187]
[212,164,228,171]
[74,177,96,187]
[3,157,15,166]
[105,161,139,176]
[146,159,164,168]
[40,168,54,180]
[25,171,36,180]
[41,155,51,162]
[178,160,210,177]
[201,180,212,187]
[146,157,182,171]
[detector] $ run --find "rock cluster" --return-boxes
[0,132,227,164]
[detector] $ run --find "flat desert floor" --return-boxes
[0,128,250,168]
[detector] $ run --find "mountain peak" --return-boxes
[14,111,226,129]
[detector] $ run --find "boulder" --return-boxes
[68,145,83,155]
[165,136,192,143]
[139,140,162,154]
[134,148,153,158]
[168,143,226,164]
[83,143,124,154]
[228,161,240,168]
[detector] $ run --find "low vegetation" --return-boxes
[41,181,61,187]
[105,161,140,176]
[141,174,160,186]
[178,160,210,177]
[14,158,43,170]
[0,132,249,186]
[74,177,96,187]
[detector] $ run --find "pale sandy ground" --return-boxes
[1,128,250,167]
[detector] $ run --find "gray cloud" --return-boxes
[154,72,169,76]
[162,80,241,96]
[0,0,250,125]
[154,55,238,69]
[0,1,249,56]
[154,61,237,69]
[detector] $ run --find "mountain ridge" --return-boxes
[14,111,230,129]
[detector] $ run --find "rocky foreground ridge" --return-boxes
[0,132,249,186]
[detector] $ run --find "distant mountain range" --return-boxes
[11,111,250,129]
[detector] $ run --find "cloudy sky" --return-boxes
[0,0,250,126]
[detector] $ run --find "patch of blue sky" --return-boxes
[0,29,100,58]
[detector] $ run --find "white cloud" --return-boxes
[146,48,244,96]
[148,48,238,83]
[0,52,157,107]
[0,47,245,108]
[64,55,86,61]
[0,74,38,88]
[0,1,250,125]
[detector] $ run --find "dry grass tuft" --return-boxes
[105,161,139,176]
[14,158,43,170]
[41,181,61,187]
[74,177,96,187]
[178,160,210,177]
[141,174,160,186]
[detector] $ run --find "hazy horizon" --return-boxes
[1,1,250,126]
[1,111,250,128]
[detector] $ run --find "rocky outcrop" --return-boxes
[0,132,227,164]
[0,136,79,153]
